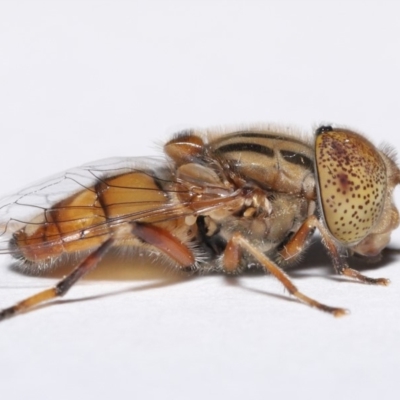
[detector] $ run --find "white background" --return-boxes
[1,1,400,399]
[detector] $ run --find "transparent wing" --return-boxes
[0,156,238,257]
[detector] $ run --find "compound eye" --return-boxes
[315,127,387,245]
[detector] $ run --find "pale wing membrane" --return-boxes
[0,156,237,257]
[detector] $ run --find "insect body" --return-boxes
[0,125,399,320]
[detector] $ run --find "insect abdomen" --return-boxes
[13,171,169,263]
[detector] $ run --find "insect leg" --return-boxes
[131,222,195,268]
[224,233,348,317]
[279,215,389,285]
[0,238,115,321]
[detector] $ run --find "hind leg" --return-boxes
[0,238,115,321]
[0,222,196,321]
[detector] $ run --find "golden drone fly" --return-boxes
[0,125,399,320]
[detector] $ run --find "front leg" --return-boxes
[222,232,348,317]
[279,215,390,285]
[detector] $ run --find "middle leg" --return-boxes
[222,232,349,317]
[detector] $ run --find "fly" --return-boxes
[0,125,399,320]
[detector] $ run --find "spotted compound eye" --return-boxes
[315,126,387,245]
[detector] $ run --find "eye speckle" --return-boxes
[315,129,387,244]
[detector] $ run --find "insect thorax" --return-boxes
[166,129,317,268]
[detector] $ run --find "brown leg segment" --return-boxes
[131,223,194,268]
[279,215,390,285]
[224,232,349,317]
[0,223,194,322]
[0,238,115,321]
[222,235,242,273]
